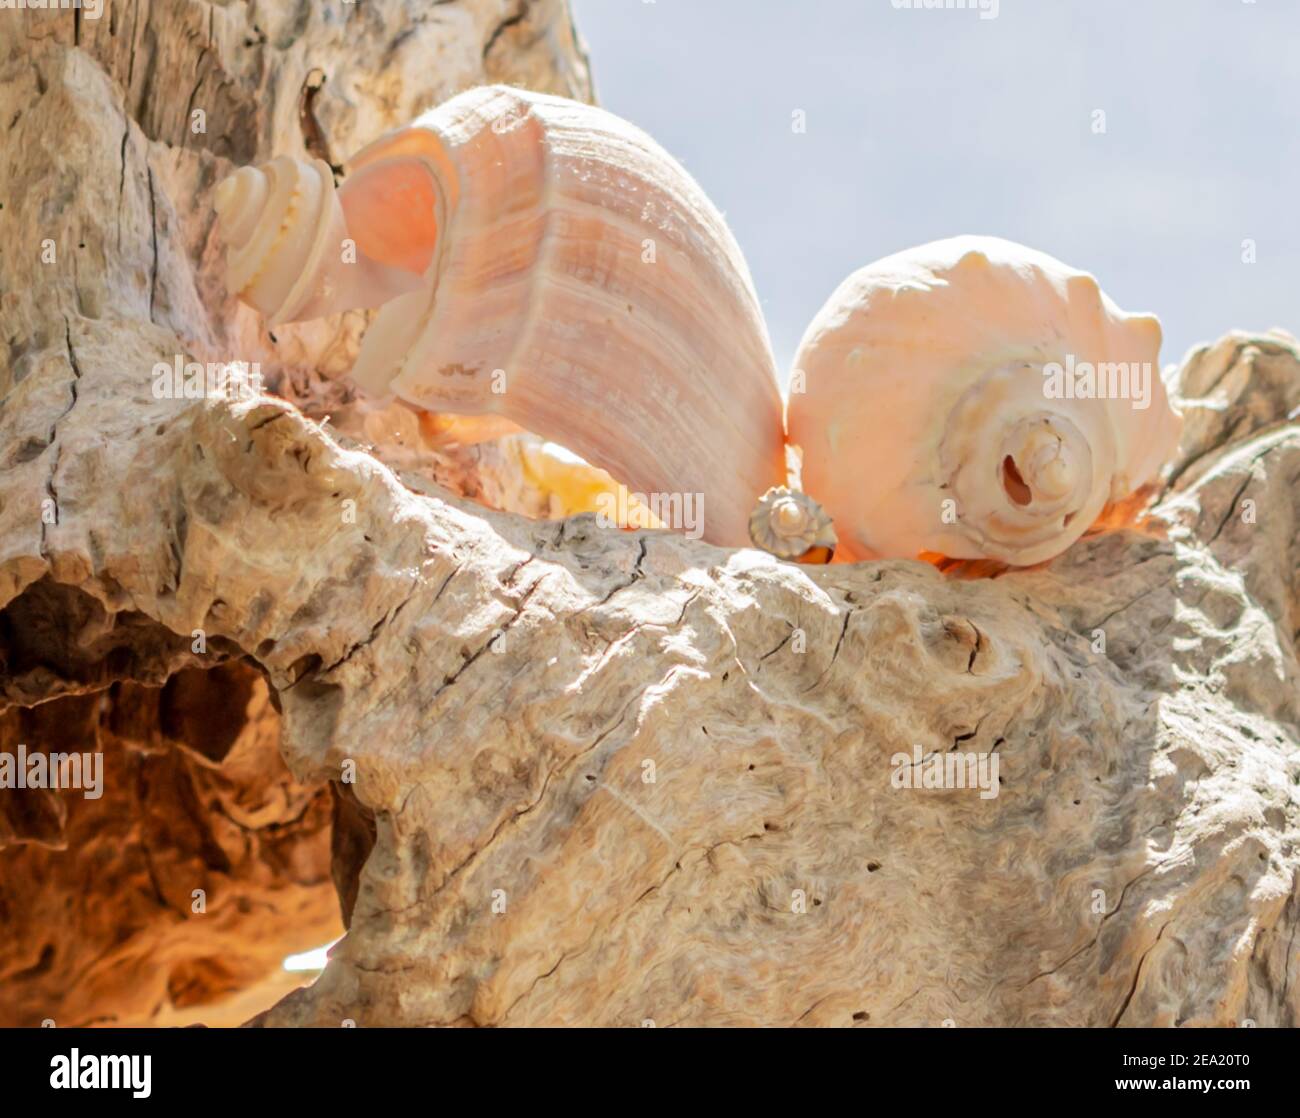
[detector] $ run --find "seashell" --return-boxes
[214,85,787,548]
[747,486,837,563]
[787,236,1184,565]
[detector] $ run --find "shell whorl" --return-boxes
[215,157,335,326]
[214,155,426,327]
[789,236,1184,566]
[932,357,1120,564]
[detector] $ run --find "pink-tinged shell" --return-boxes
[215,86,787,548]
[788,236,1184,566]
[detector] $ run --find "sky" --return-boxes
[570,0,1299,383]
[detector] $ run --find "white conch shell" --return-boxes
[788,236,1183,565]
[214,86,786,548]
[214,157,425,326]
[747,486,837,562]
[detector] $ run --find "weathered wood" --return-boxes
[0,0,593,1027]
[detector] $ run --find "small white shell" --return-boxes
[748,487,837,561]
[788,236,1184,565]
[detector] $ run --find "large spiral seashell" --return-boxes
[214,86,787,549]
[787,236,1184,566]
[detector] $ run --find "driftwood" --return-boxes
[1,1,1297,1028]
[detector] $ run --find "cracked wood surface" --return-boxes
[2,4,1299,1028]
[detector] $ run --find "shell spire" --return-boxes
[214,157,425,326]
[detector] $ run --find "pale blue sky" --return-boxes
[571,0,1299,382]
